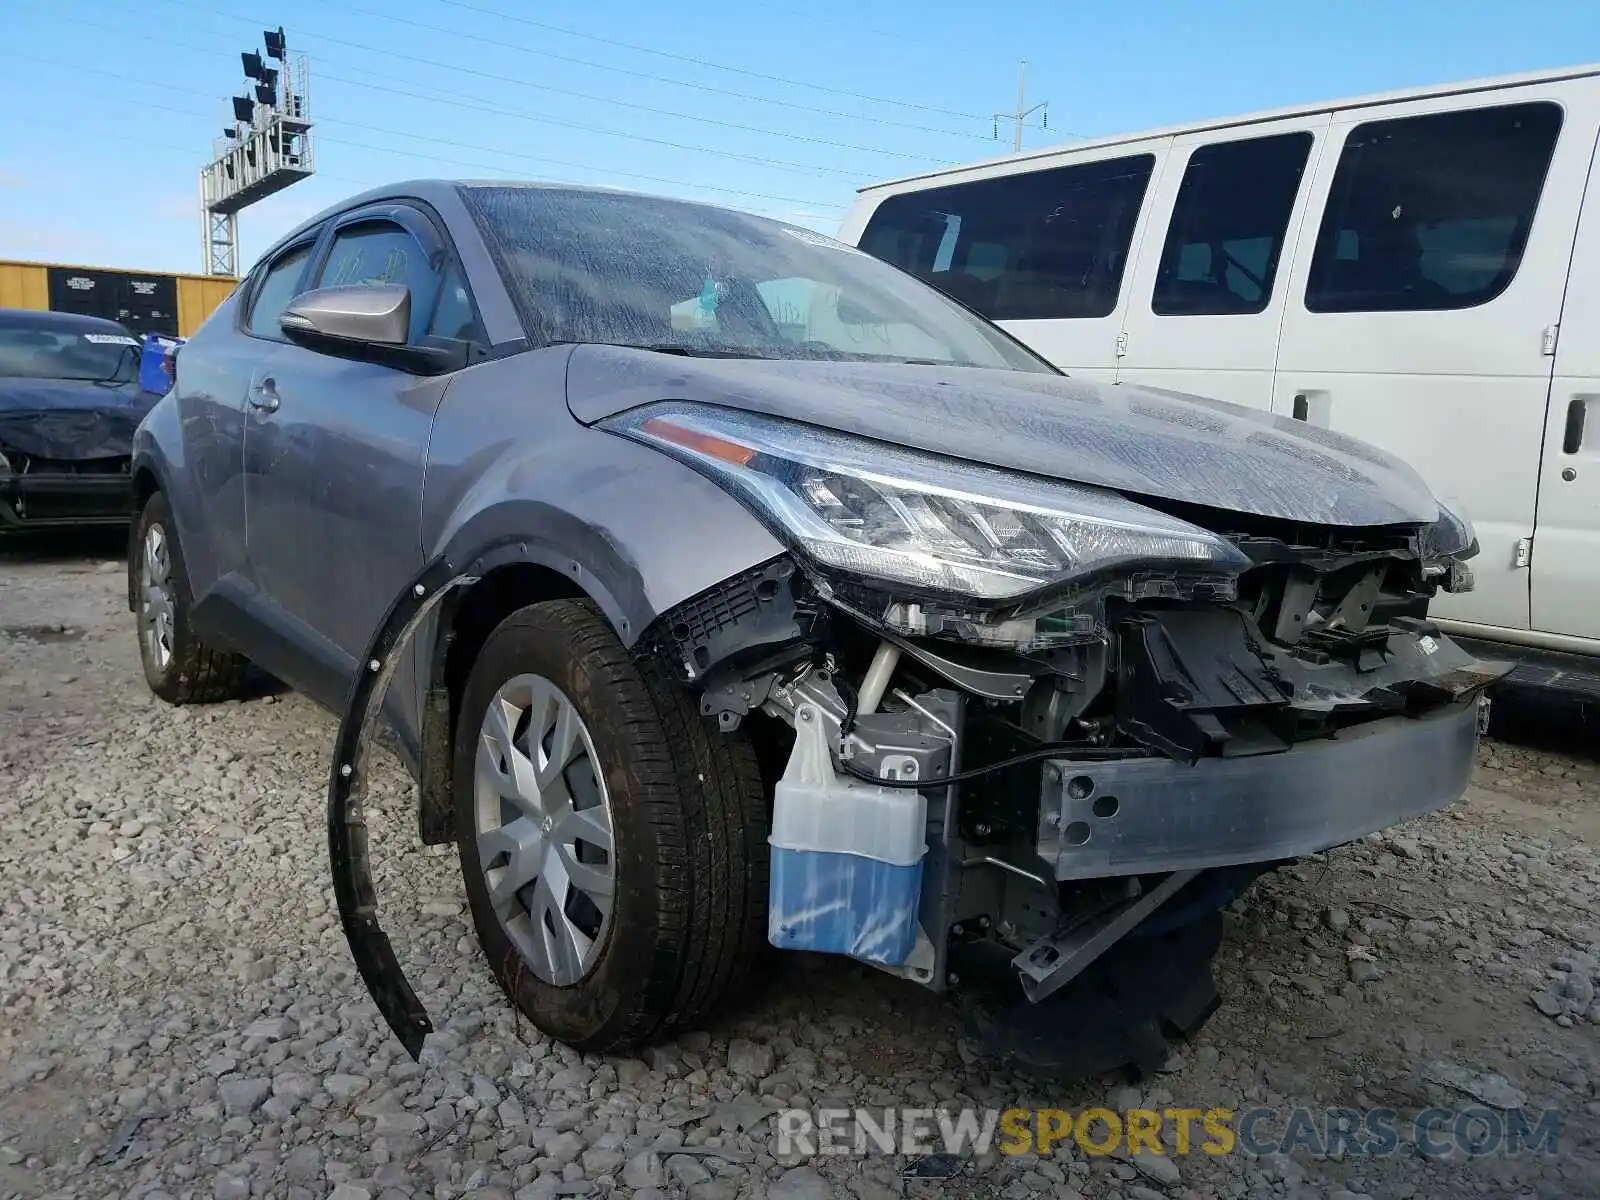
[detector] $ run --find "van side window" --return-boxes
[1305,102,1562,313]
[858,154,1156,321]
[1152,132,1313,315]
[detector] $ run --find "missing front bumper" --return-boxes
[1038,696,1483,882]
[0,472,132,529]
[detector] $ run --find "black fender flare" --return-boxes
[328,543,523,1059]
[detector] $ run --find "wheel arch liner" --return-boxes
[328,547,493,1060]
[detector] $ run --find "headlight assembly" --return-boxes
[601,402,1250,603]
[1420,499,1478,562]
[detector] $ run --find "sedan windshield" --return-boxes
[462,185,1058,373]
[0,323,140,383]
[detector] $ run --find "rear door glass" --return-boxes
[1152,132,1313,315]
[1304,102,1562,313]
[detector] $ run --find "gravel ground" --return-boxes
[2,535,1598,1200]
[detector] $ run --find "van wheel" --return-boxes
[133,492,249,704]
[453,598,769,1052]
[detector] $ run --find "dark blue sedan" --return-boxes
[0,307,159,533]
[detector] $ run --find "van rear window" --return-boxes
[858,154,1156,321]
[1305,101,1562,313]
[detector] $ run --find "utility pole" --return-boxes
[994,60,1048,153]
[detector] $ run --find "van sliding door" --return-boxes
[1533,122,1600,642]
[1115,114,1331,409]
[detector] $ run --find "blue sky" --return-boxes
[2,0,1597,276]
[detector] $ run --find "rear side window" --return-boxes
[1152,132,1313,315]
[859,154,1156,321]
[1305,102,1562,313]
[246,243,313,340]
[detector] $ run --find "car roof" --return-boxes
[251,178,785,275]
[0,307,137,335]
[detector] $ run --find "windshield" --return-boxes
[0,322,140,383]
[462,185,1058,373]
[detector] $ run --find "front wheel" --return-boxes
[132,492,249,704]
[453,598,770,1052]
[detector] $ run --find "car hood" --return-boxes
[0,377,159,461]
[563,347,1443,528]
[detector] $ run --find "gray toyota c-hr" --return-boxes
[129,179,1498,1064]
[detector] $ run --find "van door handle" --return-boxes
[248,378,280,413]
[1292,393,1309,421]
[1562,397,1588,454]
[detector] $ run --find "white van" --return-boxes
[839,63,1600,698]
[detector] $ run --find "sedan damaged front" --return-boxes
[263,183,1503,1069]
[0,307,156,533]
[583,373,1499,1067]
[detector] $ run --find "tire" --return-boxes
[453,598,769,1052]
[132,492,249,704]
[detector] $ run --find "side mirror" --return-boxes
[280,284,466,374]
[282,283,410,346]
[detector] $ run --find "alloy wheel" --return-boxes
[472,673,616,986]
[140,524,176,673]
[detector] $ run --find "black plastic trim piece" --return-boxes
[328,551,483,1059]
[330,532,622,1057]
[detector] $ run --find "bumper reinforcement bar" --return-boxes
[1038,697,1485,882]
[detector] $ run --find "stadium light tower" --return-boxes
[199,27,315,276]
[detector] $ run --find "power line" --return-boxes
[429,0,999,123]
[322,0,991,143]
[153,0,947,164]
[6,109,832,233]
[3,52,851,214]
[313,64,864,180]
[31,2,889,182]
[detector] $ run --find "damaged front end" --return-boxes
[0,409,142,531]
[611,402,1505,1055]
[329,401,1504,1068]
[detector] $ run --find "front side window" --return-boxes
[0,320,140,382]
[462,185,1056,372]
[426,260,480,343]
[1305,102,1562,313]
[1152,132,1313,315]
[316,222,440,343]
[858,154,1156,321]
[247,243,314,340]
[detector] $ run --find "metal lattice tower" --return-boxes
[200,28,315,276]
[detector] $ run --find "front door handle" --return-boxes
[248,378,280,413]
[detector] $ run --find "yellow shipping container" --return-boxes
[0,259,238,338]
